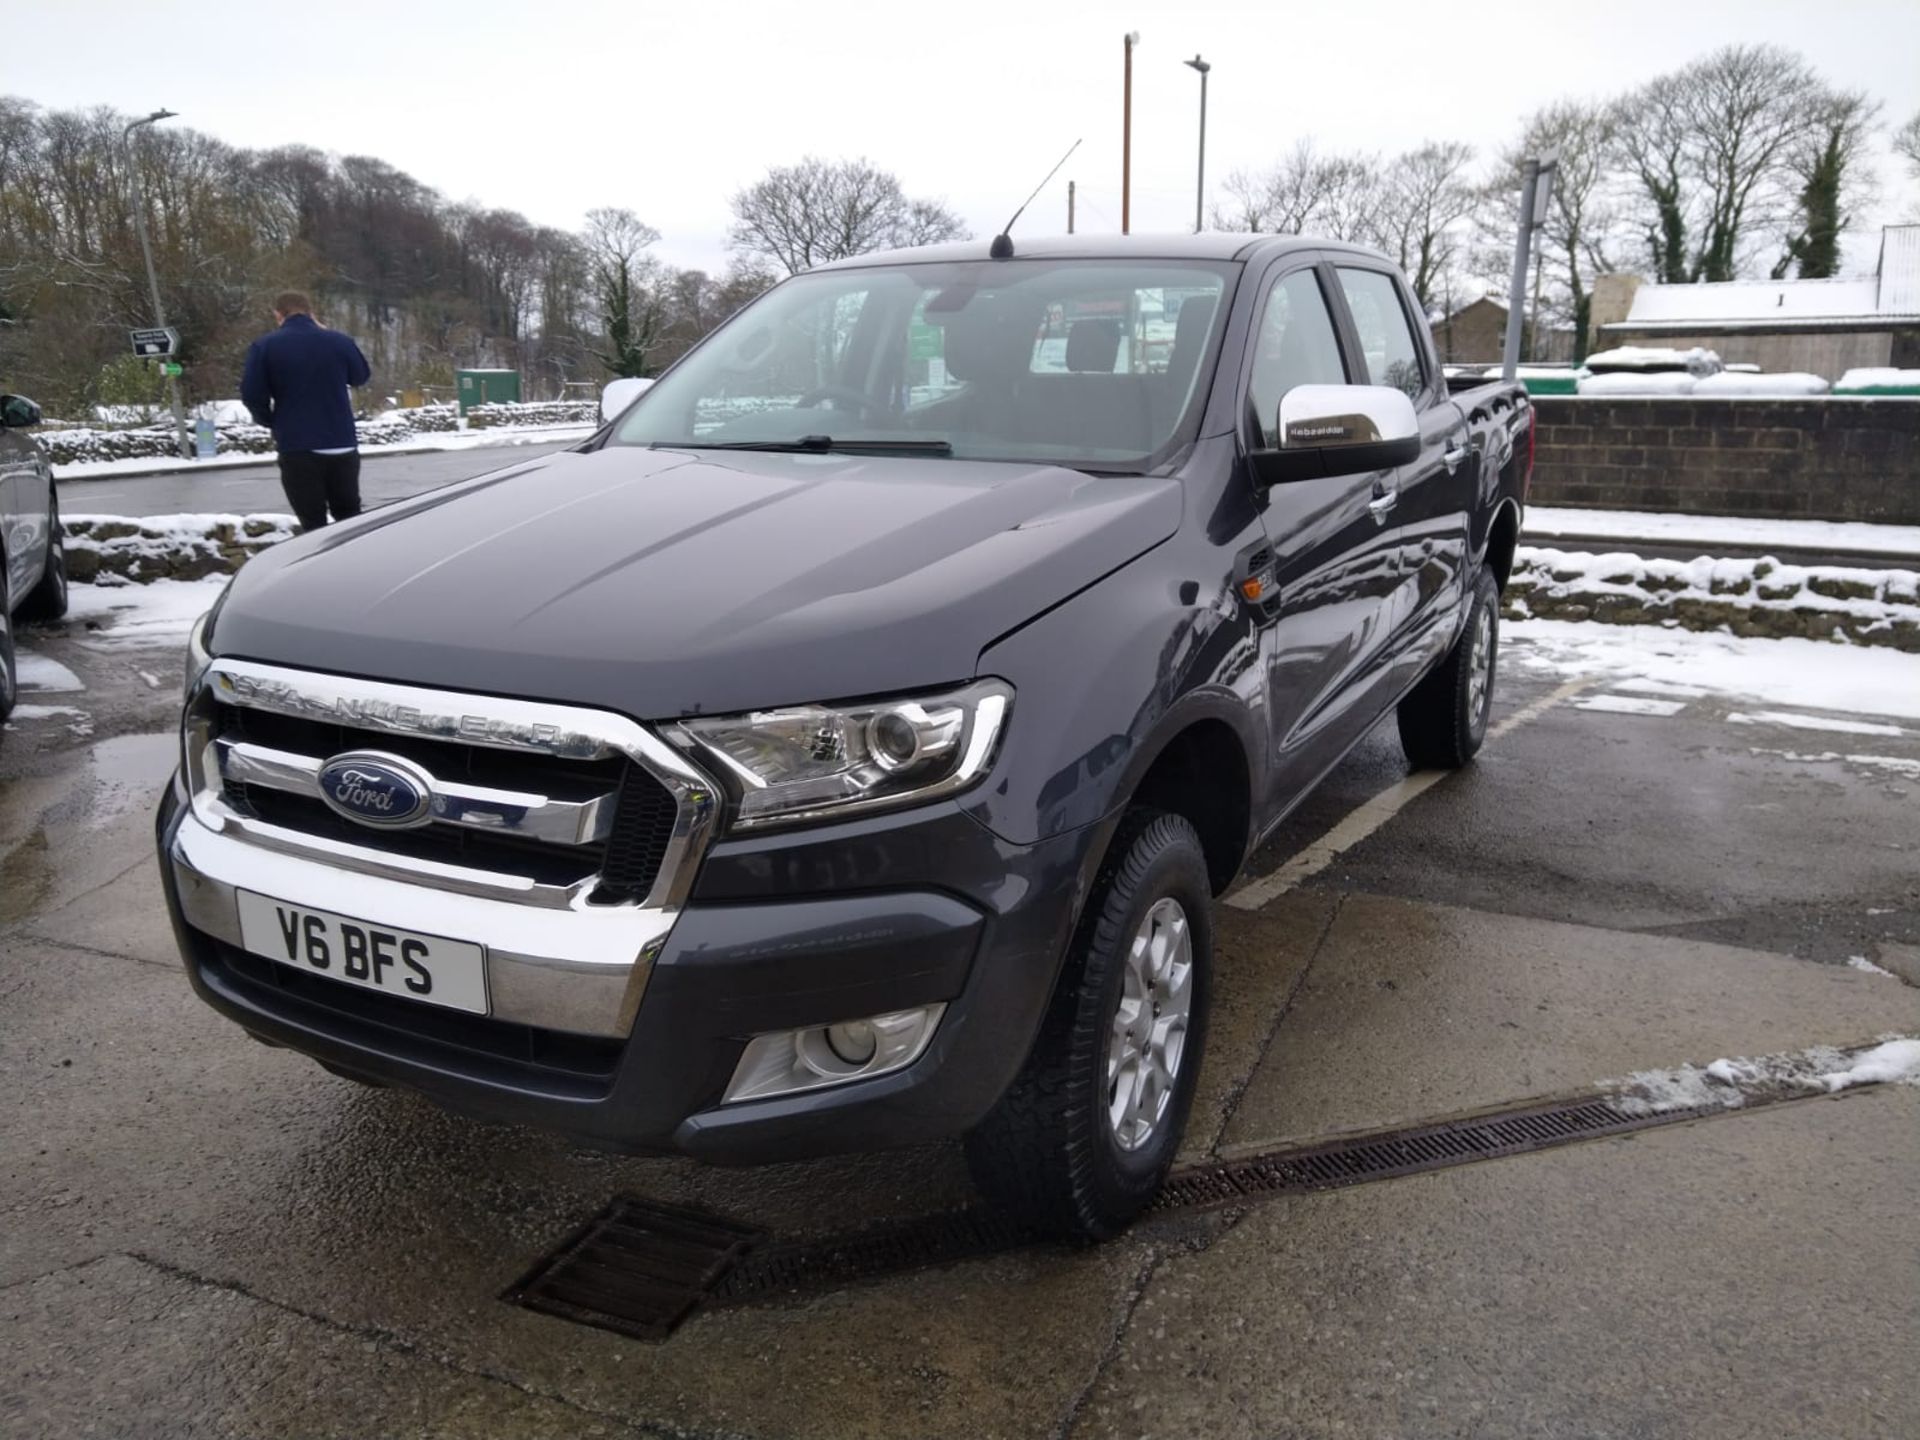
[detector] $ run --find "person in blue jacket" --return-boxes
[239,291,372,529]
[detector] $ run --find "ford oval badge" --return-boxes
[316,751,434,830]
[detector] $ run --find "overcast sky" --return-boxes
[11,0,1920,275]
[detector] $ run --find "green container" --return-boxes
[1833,383,1920,396]
[1520,374,1582,396]
[455,368,522,414]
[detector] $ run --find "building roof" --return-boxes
[1606,225,1920,332]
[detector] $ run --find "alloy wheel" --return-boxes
[1106,896,1195,1151]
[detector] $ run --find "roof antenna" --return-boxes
[991,138,1082,259]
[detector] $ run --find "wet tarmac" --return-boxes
[3,612,1917,1439]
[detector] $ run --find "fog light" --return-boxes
[825,1020,878,1065]
[723,1004,946,1104]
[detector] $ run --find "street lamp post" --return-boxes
[123,108,192,460]
[1183,55,1210,234]
[1122,31,1140,235]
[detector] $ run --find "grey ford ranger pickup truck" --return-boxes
[159,234,1531,1238]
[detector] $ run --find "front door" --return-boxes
[1331,265,1473,686]
[1245,264,1405,809]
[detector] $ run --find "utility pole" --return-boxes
[1122,31,1139,234]
[124,108,192,460]
[1501,151,1557,382]
[1067,180,1076,234]
[1184,55,1210,234]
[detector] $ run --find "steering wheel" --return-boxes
[795,384,880,417]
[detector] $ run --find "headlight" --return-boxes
[677,679,1012,831]
[182,579,234,698]
[183,610,215,697]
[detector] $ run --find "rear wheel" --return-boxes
[964,809,1212,1240]
[17,494,68,622]
[1396,565,1499,770]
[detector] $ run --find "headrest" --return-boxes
[1066,319,1122,373]
[1173,295,1216,358]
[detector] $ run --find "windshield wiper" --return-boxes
[666,435,954,456]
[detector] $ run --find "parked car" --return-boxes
[0,391,70,720]
[159,235,1532,1238]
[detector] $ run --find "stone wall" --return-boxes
[1530,396,1920,524]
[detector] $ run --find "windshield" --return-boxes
[608,258,1235,470]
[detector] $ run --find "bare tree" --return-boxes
[583,207,662,378]
[1894,109,1920,202]
[1617,44,1822,283]
[1374,142,1478,309]
[1207,141,1381,240]
[1613,71,1694,283]
[728,157,967,275]
[1488,101,1623,359]
[1773,88,1881,279]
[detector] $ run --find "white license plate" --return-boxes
[235,890,489,1015]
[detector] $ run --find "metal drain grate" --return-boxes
[504,1196,763,1341]
[1151,1095,1718,1213]
[511,1087,1801,1337]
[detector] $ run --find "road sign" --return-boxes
[161,361,183,377]
[130,326,180,359]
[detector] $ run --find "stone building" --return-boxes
[1431,295,1575,364]
[1591,225,1920,377]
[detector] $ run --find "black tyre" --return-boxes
[17,494,68,622]
[1397,565,1500,770]
[964,809,1212,1241]
[0,564,15,724]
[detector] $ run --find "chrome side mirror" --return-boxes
[1252,384,1419,486]
[600,375,654,424]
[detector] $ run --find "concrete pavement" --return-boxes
[2,623,1917,1439]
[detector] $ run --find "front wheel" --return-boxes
[1397,565,1500,770]
[18,494,69,622]
[964,809,1212,1240]
[0,567,16,724]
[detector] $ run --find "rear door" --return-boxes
[1244,261,1406,804]
[1330,264,1474,684]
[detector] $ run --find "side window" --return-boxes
[1247,269,1348,447]
[1335,268,1424,402]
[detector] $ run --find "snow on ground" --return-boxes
[1505,618,1920,720]
[1524,507,1920,559]
[1726,710,1907,737]
[1847,955,1900,979]
[14,653,84,692]
[1818,1039,1920,1092]
[66,576,229,645]
[8,703,87,722]
[55,422,594,481]
[1835,368,1920,392]
[1606,1037,1920,1117]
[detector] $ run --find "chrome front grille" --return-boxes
[182,660,714,913]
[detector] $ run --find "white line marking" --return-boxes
[1226,677,1593,911]
[1573,693,1687,717]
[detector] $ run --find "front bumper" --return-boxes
[159,776,1103,1161]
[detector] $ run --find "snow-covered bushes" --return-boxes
[465,400,598,428]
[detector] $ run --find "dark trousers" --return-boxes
[277,450,362,530]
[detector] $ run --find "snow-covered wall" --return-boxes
[1507,547,1919,650]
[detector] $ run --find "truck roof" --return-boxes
[814,232,1385,271]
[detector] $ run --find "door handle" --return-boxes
[1443,445,1470,474]
[1367,490,1398,523]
